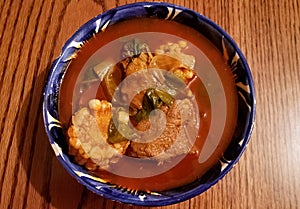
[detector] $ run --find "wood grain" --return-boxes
[0,0,299,208]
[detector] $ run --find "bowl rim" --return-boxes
[43,1,256,206]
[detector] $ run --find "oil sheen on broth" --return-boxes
[59,18,238,192]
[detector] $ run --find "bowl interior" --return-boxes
[43,2,255,206]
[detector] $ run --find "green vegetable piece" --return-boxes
[134,108,149,123]
[107,108,137,143]
[133,88,174,123]
[133,92,154,122]
[81,60,115,85]
[107,119,127,143]
[122,38,151,58]
[146,89,163,109]
[154,89,174,107]
[93,60,114,80]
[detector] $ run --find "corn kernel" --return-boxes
[178,40,187,48]
[184,70,194,79]
[89,99,101,110]
[118,111,129,124]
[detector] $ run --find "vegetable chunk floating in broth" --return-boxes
[59,18,238,191]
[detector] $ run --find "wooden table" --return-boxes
[1,0,299,208]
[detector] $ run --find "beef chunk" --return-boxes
[129,98,199,164]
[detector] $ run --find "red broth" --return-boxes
[59,18,238,191]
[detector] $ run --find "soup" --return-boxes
[59,18,238,191]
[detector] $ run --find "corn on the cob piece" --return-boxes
[67,99,129,171]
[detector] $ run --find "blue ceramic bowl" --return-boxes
[43,2,255,206]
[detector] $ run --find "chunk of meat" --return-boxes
[125,52,151,76]
[129,91,145,110]
[149,54,195,83]
[149,54,182,71]
[67,99,130,171]
[129,99,199,164]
